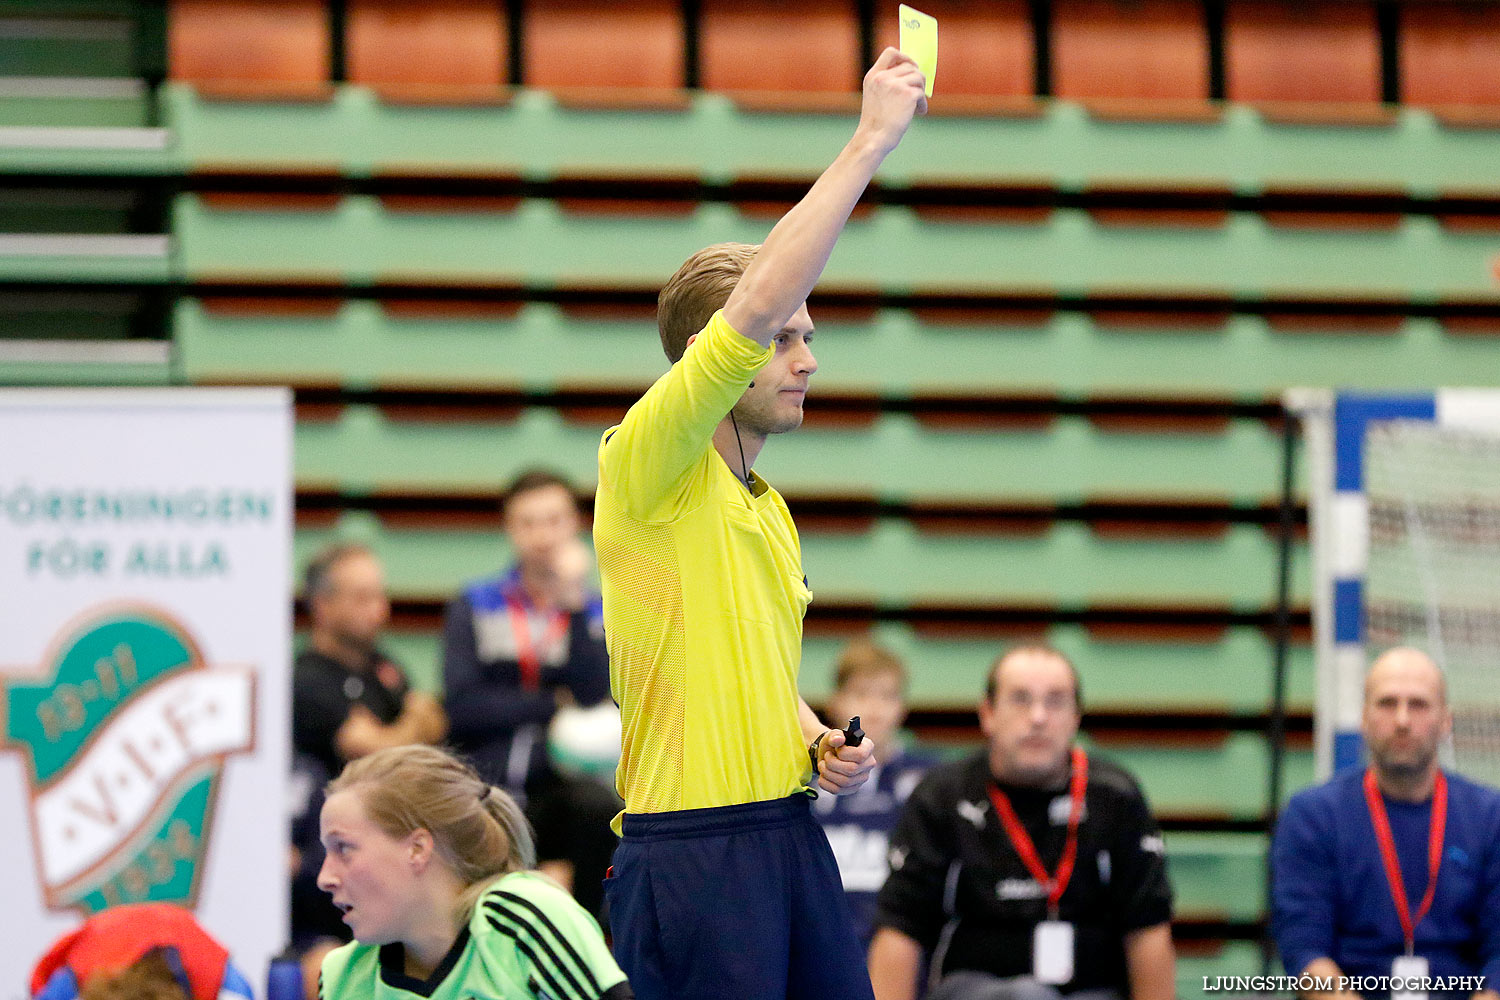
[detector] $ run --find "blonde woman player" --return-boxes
[315,745,632,1000]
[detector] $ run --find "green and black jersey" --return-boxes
[318,871,631,1000]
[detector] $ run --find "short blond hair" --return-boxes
[327,745,535,920]
[657,242,760,362]
[833,637,907,692]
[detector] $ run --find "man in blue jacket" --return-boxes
[1272,647,1500,998]
[441,468,619,919]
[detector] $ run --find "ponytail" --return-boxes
[327,746,536,921]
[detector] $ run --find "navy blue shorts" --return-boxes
[605,793,876,1000]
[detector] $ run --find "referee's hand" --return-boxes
[815,730,877,795]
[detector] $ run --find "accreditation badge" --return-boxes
[1391,954,1429,1000]
[1033,920,1074,985]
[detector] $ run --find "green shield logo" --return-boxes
[3,604,254,914]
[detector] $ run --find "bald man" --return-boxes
[1272,648,1500,999]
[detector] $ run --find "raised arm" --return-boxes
[723,48,926,347]
[601,49,926,519]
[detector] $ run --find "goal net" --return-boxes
[1294,389,1500,781]
[1366,420,1500,786]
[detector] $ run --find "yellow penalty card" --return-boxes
[898,4,937,98]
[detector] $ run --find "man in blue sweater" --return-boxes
[1272,647,1500,999]
[441,468,619,920]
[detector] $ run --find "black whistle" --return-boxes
[843,716,865,747]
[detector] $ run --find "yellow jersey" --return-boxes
[594,310,814,830]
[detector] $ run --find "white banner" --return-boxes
[0,388,292,998]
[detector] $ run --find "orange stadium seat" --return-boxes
[346,0,507,99]
[1400,1,1500,120]
[1051,0,1209,111]
[523,0,684,94]
[699,0,861,99]
[1224,1,1382,110]
[169,0,330,97]
[872,0,1033,102]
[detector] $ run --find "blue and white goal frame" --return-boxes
[1290,388,1500,779]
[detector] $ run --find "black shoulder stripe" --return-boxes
[486,915,578,1000]
[484,904,593,999]
[485,892,604,995]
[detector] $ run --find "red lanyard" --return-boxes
[1363,767,1447,951]
[987,747,1089,917]
[506,598,569,691]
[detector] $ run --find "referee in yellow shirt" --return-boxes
[593,47,927,1000]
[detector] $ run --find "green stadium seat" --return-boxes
[758,414,1286,504]
[899,727,1309,820]
[176,298,1500,401]
[292,404,599,492]
[350,620,1314,715]
[155,82,1500,194]
[171,193,1500,301]
[175,298,668,389]
[797,623,1313,713]
[802,520,1310,607]
[1078,731,1312,820]
[281,402,1291,503]
[289,513,1310,609]
[1165,831,1266,921]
